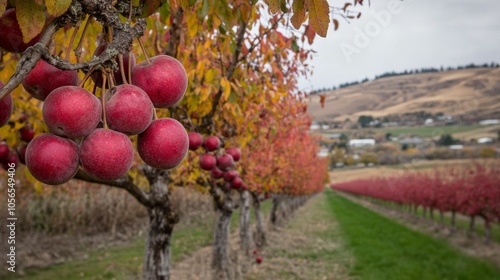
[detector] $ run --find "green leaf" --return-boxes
[0,0,7,18]
[15,0,46,43]
[306,0,330,37]
[45,0,72,17]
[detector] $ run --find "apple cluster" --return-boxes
[188,133,245,191]
[0,39,190,185]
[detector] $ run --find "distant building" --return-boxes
[477,137,494,144]
[449,145,464,150]
[479,119,500,125]
[321,124,330,130]
[424,118,434,126]
[326,133,342,140]
[309,122,320,130]
[399,137,425,145]
[348,139,376,147]
[317,148,329,158]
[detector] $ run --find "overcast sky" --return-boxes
[298,0,500,92]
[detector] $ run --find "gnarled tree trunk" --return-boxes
[142,167,178,280]
[270,196,279,226]
[210,183,235,280]
[143,206,175,280]
[252,193,267,248]
[239,190,252,256]
[213,208,232,280]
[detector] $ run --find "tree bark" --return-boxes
[270,196,279,226]
[212,208,232,280]
[239,190,252,256]
[143,206,174,280]
[252,194,267,248]
[484,219,491,243]
[142,167,177,280]
[468,215,475,237]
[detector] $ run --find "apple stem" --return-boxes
[153,108,158,120]
[101,74,109,129]
[128,51,133,83]
[128,0,133,22]
[118,54,128,84]
[108,73,116,89]
[78,65,98,88]
[75,16,92,63]
[106,26,113,44]
[137,38,151,64]
[65,20,82,60]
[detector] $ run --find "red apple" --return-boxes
[80,129,134,181]
[230,177,243,189]
[0,82,13,127]
[210,166,224,179]
[203,136,220,151]
[25,134,79,185]
[22,59,78,101]
[199,154,216,171]
[225,147,241,161]
[223,170,238,182]
[42,86,102,139]
[137,118,189,169]
[256,256,263,264]
[131,55,187,108]
[1,152,18,170]
[217,154,234,171]
[0,9,41,53]
[17,144,28,164]
[105,84,153,135]
[0,143,9,161]
[188,132,203,151]
[20,127,35,142]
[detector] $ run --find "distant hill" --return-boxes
[307,67,500,123]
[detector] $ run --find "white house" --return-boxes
[317,148,329,158]
[477,137,494,144]
[479,119,500,126]
[348,139,376,147]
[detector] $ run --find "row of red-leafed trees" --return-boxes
[331,164,500,242]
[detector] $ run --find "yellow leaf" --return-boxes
[306,0,330,37]
[221,78,231,100]
[0,0,7,17]
[290,0,305,29]
[45,0,72,17]
[15,0,46,43]
[34,181,43,193]
[266,0,280,13]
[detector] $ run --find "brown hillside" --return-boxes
[307,68,500,122]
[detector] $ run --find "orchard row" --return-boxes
[331,164,500,239]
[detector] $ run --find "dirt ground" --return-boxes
[171,194,354,280]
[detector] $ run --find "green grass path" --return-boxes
[327,190,500,280]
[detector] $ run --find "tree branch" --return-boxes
[200,20,248,130]
[164,7,184,57]
[74,169,152,207]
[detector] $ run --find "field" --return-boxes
[307,67,500,122]
[319,124,496,139]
